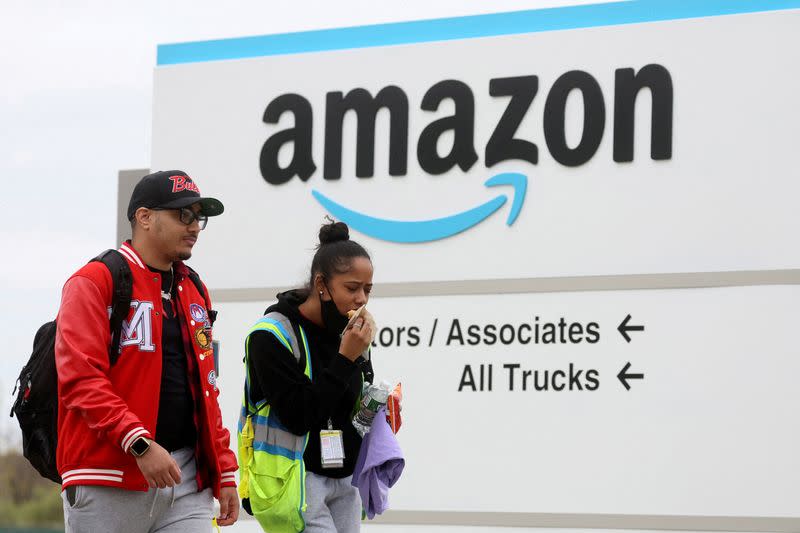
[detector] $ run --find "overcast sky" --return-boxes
[0,0,607,443]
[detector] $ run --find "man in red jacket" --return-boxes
[55,170,239,532]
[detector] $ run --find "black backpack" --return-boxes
[10,249,214,483]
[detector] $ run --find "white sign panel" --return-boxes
[152,6,800,290]
[213,285,800,517]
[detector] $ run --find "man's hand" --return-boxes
[134,441,181,488]
[217,486,240,526]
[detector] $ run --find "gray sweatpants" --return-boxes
[303,471,361,533]
[62,448,213,533]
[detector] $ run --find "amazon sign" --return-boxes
[152,4,800,290]
[152,5,800,521]
[258,66,673,243]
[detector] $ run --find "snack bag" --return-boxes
[386,383,402,434]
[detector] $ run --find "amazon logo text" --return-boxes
[258,64,673,242]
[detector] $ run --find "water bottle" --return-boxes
[352,380,392,437]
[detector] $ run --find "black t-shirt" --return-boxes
[151,267,197,452]
[247,290,372,478]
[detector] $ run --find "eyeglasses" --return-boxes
[151,207,208,229]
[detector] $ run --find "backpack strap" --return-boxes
[92,249,132,367]
[186,266,217,326]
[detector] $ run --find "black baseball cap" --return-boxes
[127,170,224,221]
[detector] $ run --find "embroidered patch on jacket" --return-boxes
[195,327,211,349]
[189,303,210,327]
[118,300,155,352]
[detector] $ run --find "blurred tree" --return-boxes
[0,449,63,530]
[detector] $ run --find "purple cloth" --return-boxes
[351,406,405,518]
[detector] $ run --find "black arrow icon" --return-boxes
[618,314,644,343]
[617,362,644,390]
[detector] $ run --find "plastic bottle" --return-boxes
[352,380,392,437]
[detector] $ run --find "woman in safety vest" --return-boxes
[238,219,375,533]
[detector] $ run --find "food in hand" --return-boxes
[347,305,365,325]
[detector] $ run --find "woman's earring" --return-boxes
[319,291,323,296]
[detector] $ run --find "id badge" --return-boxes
[320,429,345,469]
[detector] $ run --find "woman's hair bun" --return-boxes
[318,220,350,245]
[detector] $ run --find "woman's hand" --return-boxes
[359,308,376,342]
[340,314,373,361]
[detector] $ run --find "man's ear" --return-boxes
[134,208,153,231]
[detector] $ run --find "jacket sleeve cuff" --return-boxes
[120,426,152,453]
[221,471,237,487]
[329,354,359,382]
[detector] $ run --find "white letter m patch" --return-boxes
[116,300,155,352]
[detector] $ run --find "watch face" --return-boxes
[131,438,149,456]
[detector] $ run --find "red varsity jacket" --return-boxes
[55,242,237,495]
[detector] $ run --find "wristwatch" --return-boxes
[129,437,151,457]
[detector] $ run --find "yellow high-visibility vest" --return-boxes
[238,313,312,533]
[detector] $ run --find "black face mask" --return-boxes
[319,285,349,336]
